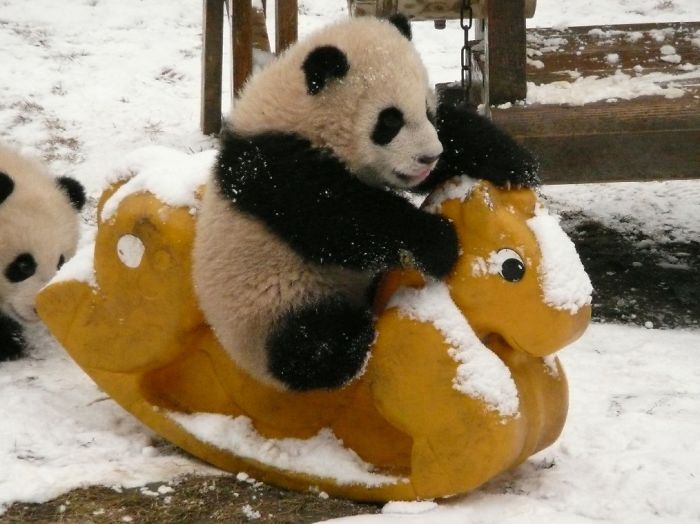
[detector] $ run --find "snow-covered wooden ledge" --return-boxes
[492,21,700,184]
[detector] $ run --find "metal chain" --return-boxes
[460,0,474,96]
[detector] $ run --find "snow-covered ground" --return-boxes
[1,0,698,521]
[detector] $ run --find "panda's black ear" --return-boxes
[302,46,349,95]
[0,171,14,206]
[56,176,86,212]
[388,14,412,41]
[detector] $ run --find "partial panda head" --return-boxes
[0,145,84,324]
[232,15,442,190]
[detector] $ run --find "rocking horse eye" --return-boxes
[496,249,525,282]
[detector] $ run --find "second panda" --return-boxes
[193,15,538,391]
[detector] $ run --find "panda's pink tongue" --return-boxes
[415,168,432,181]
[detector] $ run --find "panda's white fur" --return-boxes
[0,144,81,325]
[231,17,443,189]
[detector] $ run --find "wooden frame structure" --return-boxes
[200,1,698,183]
[201,0,298,135]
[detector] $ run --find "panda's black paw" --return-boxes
[266,297,374,391]
[476,149,540,189]
[427,103,541,190]
[0,314,26,362]
[411,215,459,279]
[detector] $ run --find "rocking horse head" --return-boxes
[427,178,591,357]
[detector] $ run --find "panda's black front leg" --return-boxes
[419,103,540,191]
[0,313,26,361]
[218,130,460,279]
[266,294,375,391]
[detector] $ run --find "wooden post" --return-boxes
[231,0,253,102]
[201,0,225,135]
[484,0,527,106]
[275,0,298,53]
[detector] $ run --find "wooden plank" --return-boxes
[490,21,700,183]
[525,22,700,84]
[484,0,527,105]
[231,0,253,99]
[200,0,225,135]
[493,94,700,183]
[275,0,298,53]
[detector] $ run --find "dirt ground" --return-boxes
[1,212,697,524]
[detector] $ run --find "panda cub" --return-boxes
[194,15,537,391]
[0,144,85,361]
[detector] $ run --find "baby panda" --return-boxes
[194,15,537,391]
[0,144,85,361]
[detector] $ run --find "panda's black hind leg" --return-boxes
[266,296,375,391]
[0,313,26,361]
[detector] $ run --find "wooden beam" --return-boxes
[201,0,225,135]
[275,0,298,53]
[231,0,253,100]
[484,0,527,105]
[493,94,700,183]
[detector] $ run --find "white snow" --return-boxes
[382,501,438,515]
[100,147,216,222]
[527,206,593,314]
[48,240,97,288]
[526,70,695,106]
[388,282,519,417]
[421,176,478,212]
[1,0,699,521]
[168,413,402,487]
[0,327,216,511]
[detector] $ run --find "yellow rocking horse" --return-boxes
[36,149,591,501]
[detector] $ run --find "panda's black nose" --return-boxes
[417,154,440,165]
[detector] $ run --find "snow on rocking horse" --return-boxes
[36,148,592,501]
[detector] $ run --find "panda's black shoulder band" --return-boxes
[216,129,458,276]
[302,45,349,95]
[0,171,14,205]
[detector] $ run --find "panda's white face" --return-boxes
[0,247,69,323]
[0,147,83,325]
[354,96,443,190]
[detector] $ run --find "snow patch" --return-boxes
[660,54,682,64]
[382,501,438,515]
[167,413,403,487]
[49,241,97,288]
[422,176,478,213]
[526,70,695,105]
[527,206,593,314]
[100,148,216,223]
[388,282,519,417]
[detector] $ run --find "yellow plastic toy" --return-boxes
[37,158,591,502]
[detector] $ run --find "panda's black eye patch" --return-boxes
[5,253,37,283]
[372,107,405,146]
[57,254,66,270]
